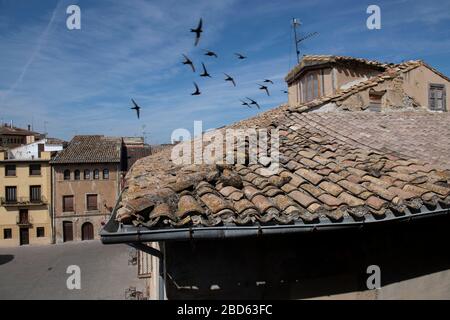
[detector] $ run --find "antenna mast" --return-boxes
[292,18,318,64]
[292,18,301,63]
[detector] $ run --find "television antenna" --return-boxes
[292,18,318,63]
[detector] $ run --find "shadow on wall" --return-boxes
[164,215,450,299]
[0,255,14,266]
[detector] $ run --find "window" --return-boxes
[63,169,71,180]
[86,194,98,211]
[3,228,12,239]
[84,169,90,180]
[74,170,80,180]
[29,164,41,176]
[103,169,109,180]
[63,195,74,212]
[36,227,45,238]
[302,71,322,102]
[30,186,41,202]
[5,165,16,176]
[5,186,17,202]
[369,90,384,112]
[93,169,99,180]
[429,84,446,111]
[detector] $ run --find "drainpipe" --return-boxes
[51,165,56,244]
[128,242,166,300]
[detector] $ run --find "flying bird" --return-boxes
[281,90,288,94]
[130,99,141,119]
[191,82,201,95]
[263,79,274,84]
[240,99,251,108]
[258,84,270,96]
[200,62,211,78]
[234,53,247,60]
[204,49,218,58]
[246,97,260,109]
[191,18,203,46]
[182,54,195,72]
[223,73,236,87]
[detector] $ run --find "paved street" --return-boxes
[0,241,146,300]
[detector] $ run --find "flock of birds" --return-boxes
[130,18,287,119]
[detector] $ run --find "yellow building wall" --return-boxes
[0,152,52,247]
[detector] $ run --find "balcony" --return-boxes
[16,215,33,227]
[0,196,48,207]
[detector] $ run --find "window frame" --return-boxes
[103,168,109,180]
[3,228,12,239]
[5,164,16,177]
[62,195,74,212]
[84,169,91,180]
[63,169,71,180]
[29,164,41,176]
[93,169,99,180]
[74,170,81,180]
[429,83,446,111]
[5,186,17,202]
[30,185,42,202]
[86,194,98,211]
[36,227,45,238]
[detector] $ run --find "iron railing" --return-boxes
[0,196,48,206]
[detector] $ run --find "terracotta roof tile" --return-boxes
[51,135,122,164]
[289,190,317,208]
[116,109,450,230]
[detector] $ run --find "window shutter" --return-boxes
[87,194,98,211]
[30,186,41,202]
[63,196,74,212]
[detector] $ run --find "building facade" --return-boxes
[51,135,123,243]
[0,151,53,247]
[285,55,449,112]
[0,123,44,149]
[122,137,152,171]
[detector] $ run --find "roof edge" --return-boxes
[100,192,450,244]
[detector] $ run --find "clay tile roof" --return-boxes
[115,109,450,231]
[50,135,122,164]
[0,124,42,136]
[285,54,391,83]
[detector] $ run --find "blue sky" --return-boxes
[0,0,449,143]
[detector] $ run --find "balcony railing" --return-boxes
[16,215,33,227]
[0,196,48,206]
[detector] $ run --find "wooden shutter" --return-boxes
[429,84,446,111]
[87,194,98,211]
[313,73,319,99]
[63,196,74,212]
[63,222,73,242]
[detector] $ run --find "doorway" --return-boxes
[63,221,73,242]
[19,228,29,245]
[81,222,94,240]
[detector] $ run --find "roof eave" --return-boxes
[100,194,450,244]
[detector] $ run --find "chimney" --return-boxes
[10,120,13,128]
[28,124,31,131]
